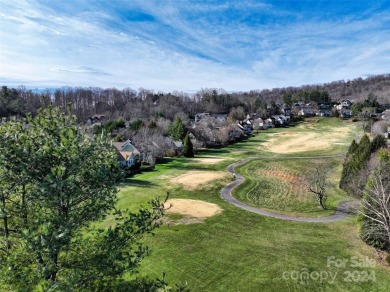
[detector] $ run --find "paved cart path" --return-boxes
[221,157,358,223]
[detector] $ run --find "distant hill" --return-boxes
[252,74,390,103]
[301,74,390,103]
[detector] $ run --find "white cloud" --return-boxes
[0,0,389,91]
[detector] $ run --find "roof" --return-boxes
[112,140,140,161]
[173,141,183,148]
[113,142,124,151]
[117,151,135,161]
[91,114,106,119]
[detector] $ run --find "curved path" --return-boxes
[221,157,358,223]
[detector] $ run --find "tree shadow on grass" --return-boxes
[121,178,157,188]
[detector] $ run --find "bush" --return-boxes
[130,119,144,131]
[387,253,390,266]
[165,149,176,157]
[182,133,194,158]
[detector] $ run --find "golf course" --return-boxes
[114,118,390,291]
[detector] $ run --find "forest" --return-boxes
[1,74,389,122]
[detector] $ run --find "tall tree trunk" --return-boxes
[318,194,326,210]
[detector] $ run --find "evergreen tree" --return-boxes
[168,117,185,141]
[183,132,194,158]
[340,134,388,197]
[0,106,167,290]
[371,134,387,152]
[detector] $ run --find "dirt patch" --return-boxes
[192,157,230,164]
[170,171,226,189]
[261,128,350,153]
[163,199,222,225]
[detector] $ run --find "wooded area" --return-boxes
[1,74,389,122]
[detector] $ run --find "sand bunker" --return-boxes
[170,171,226,189]
[262,128,350,153]
[164,199,222,218]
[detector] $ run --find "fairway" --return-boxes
[262,121,351,154]
[234,157,345,217]
[115,118,390,291]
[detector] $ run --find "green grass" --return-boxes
[104,117,390,291]
[233,157,348,217]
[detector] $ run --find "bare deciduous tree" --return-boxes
[372,120,390,136]
[306,166,329,209]
[359,160,390,247]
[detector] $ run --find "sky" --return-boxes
[0,0,390,92]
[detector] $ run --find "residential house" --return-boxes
[341,99,352,108]
[335,99,353,111]
[279,114,290,125]
[385,127,390,139]
[381,109,390,120]
[291,102,306,115]
[298,105,315,117]
[340,108,353,118]
[271,115,284,127]
[172,141,183,155]
[264,118,275,128]
[315,104,331,117]
[230,124,245,140]
[280,104,291,117]
[212,113,228,122]
[252,117,265,130]
[113,140,140,167]
[86,114,106,126]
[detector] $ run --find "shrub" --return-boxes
[165,149,176,157]
[182,133,194,158]
[130,119,144,131]
[148,120,157,129]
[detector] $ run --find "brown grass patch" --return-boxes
[261,128,350,153]
[163,199,222,225]
[170,171,226,189]
[192,157,230,164]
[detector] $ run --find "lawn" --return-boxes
[109,118,390,291]
[233,156,347,217]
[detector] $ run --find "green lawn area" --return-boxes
[107,118,390,291]
[233,157,347,217]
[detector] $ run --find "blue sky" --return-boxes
[0,0,389,92]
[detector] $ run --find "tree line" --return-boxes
[340,134,389,260]
[1,74,389,121]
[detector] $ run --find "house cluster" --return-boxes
[108,100,390,168]
[192,110,291,147]
[290,102,336,117]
